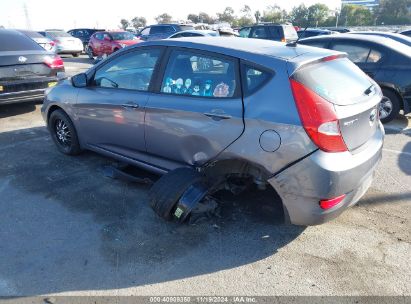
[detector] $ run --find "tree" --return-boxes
[238,5,254,27]
[290,4,310,27]
[254,10,261,23]
[340,4,373,26]
[377,0,411,25]
[119,19,130,30]
[131,16,147,30]
[261,5,288,24]
[155,13,173,24]
[199,12,216,24]
[217,7,237,25]
[187,14,200,24]
[307,3,329,27]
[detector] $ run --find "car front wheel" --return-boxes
[49,109,81,155]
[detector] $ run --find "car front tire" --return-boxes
[48,109,82,155]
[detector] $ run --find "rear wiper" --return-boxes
[363,84,374,95]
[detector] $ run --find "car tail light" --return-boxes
[289,78,348,153]
[320,194,346,210]
[49,41,56,46]
[54,39,60,44]
[281,38,286,42]
[44,55,64,69]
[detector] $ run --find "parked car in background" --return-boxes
[299,34,411,123]
[297,28,338,39]
[239,24,298,43]
[87,31,141,58]
[399,29,411,37]
[18,29,57,53]
[349,31,411,47]
[0,29,64,105]
[297,28,337,39]
[39,30,83,57]
[168,30,219,38]
[137,24,194,41]
[67,28,104,53]
[42,37,383,226]
[324,27,351,33]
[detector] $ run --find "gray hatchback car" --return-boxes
[41,37,384,226]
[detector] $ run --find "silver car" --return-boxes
[39,30,83,57]
[41,37,384,225]
[18,30,57,53]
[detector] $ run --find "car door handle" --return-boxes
[203,112,232,120]
[122,102,140,109]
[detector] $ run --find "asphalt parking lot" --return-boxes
[0,55,410,297]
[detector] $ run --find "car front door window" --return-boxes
[93,48,162,91]
[332,43,371,63]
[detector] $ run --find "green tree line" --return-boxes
[120,0,411,30]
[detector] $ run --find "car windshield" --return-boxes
[47,31,72,38]
[110,32,136,40]
[19,30,45,39]
[292,57,373,105]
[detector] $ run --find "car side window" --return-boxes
[93,48,162,91]
[161,50,237,98]
[303,41,328,48]
[331,43,381,63]
[251,27,269,39]
[140,27,150,36]
[244,66,272,95]
[239,27,251,38]
[95,33,103,40]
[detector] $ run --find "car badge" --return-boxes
[369,109,377,126]
[18,56,27,63]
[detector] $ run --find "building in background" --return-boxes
[342,0,380,9]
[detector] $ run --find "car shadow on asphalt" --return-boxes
[0,126,305,296]
[0,102,38,118]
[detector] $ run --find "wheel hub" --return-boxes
[379,97,393,120]
[55,119,71,146]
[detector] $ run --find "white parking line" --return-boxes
[383,148,411,157]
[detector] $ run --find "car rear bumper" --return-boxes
[0,78,58,105]
[268,122,384,226]
[57,45,83,53]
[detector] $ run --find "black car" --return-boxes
[400,29,411,37]
[297,28,337,39]
[324,27,350,33]
[67,28,104,52]
[0,29,64,105]
[137,24,194,41]
[299,34,411,123]
[239,24,298,43]
[349,31,411,47]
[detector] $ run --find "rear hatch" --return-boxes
[290,55,382,152]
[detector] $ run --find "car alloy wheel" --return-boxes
[379,96,393,120]
[55,119,72,147]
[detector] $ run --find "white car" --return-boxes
[39,30,83,57]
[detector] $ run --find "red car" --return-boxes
[87,31,141,58]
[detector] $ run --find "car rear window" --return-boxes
[151,26,175,34]
[283,25,298,40]
[47,31,72,38]
[110,32,136,41]
[19,30,45,39]
[292,58,374,105]
[0,30,43,51]
[180,25,194,31]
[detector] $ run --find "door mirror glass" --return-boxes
[71,73,88,88]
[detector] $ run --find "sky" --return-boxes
[0,0,341,30]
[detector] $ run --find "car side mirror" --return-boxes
[71,73,88,88]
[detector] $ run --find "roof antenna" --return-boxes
[287,26,307,47]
